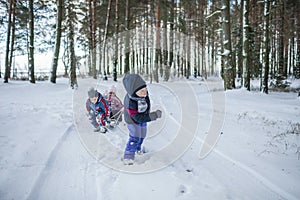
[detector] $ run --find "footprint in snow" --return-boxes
[178,184,188,195]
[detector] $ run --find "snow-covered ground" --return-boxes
[0,77,299,200]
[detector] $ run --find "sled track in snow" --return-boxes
[26,124,74,200]
[164,105,298,200]
[210,148,299,200]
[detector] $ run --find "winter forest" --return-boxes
[0,0,299,92]
[1,1,300,199]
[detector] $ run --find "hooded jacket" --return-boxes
[123,74,155,124]
[86,92,110,117]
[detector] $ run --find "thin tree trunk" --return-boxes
[222,0,234,89]
[124,0,130,74]
[154,0,161,82]
[29,0,35,83]
[9,0,16,79]
[237,0,244,86]
[68,0,77,88]
[263,0,271,94]
[4,0,14,83]
[92,0,97,79]
[278,1,285,79]
[51,0,64,83]
[295,0,300,79]
[88,0,92,76]
[244,0,251,91]
[101,0,112,80]
[113,0,119,81]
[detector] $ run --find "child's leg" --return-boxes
[124,124,142,160]
[124,135,139,160]
[136,123,147,151]
[90,112,99,128]
[96,114,106,127]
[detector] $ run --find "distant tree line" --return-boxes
[1,0,299,93]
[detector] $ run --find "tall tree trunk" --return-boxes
[9,0,16,79]
[222,0,234,89]
[237,0,244,86]
[244,0,251,91]
[154,0,161,82]
[88,0,93,76]
[102,0,112,80]
[295,0,300,79]
[68,0,77,88]
[51,0,64,84]
[92,0,97,79]
[163,0,169,81]
[167,0,175,80]
[4,0,14,83]
[113,0,119,81]
[29,0,35,83]
[278,1,285,79]
[263,0,271,94]
[124,0,130,74]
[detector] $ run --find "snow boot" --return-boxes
[99,126,107,133]
[123,158,134,165]
[93,126,100,132]
[136,147,146,155]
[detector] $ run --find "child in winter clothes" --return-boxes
[105,86,123,122]
[86,87,110,133]
[122,74,162,165]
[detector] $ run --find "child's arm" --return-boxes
[127,108,160,124]
[86,99,91,112]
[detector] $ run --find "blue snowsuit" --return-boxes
[86,92,110,128]
[123,74,160,160]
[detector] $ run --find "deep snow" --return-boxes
[0,77,299,200]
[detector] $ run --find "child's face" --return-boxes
[135,87,147,97]
[90,97,98,104]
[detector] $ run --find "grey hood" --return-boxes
[123,74,146,97]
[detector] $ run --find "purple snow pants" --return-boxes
[123,123,147,160]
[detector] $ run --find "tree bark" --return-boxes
[237,0,244,86]
[296,0,300,79]
[102,0,112,80]
[263,0,271,94]
[154,0,161,82]
[244,0,251,91]
[222,0,234,89]
[4,0,14,83]
[68,0,77,88]
[51,0,64,83]
[124,0,130,74]
[92,0,97,79]
[29,0,35,83]
[9,0,16,79]
[113,0,119,81]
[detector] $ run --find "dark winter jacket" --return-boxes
[123,74,157,124]
[86,92,110,117]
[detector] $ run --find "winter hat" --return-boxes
[88,87,98,98]
[123,74,146,96]
[109,85,117,94]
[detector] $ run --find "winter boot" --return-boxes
[99,126,107,133]
[123,158,134,165]
[93,126,100,132]
[136,146,146,155]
